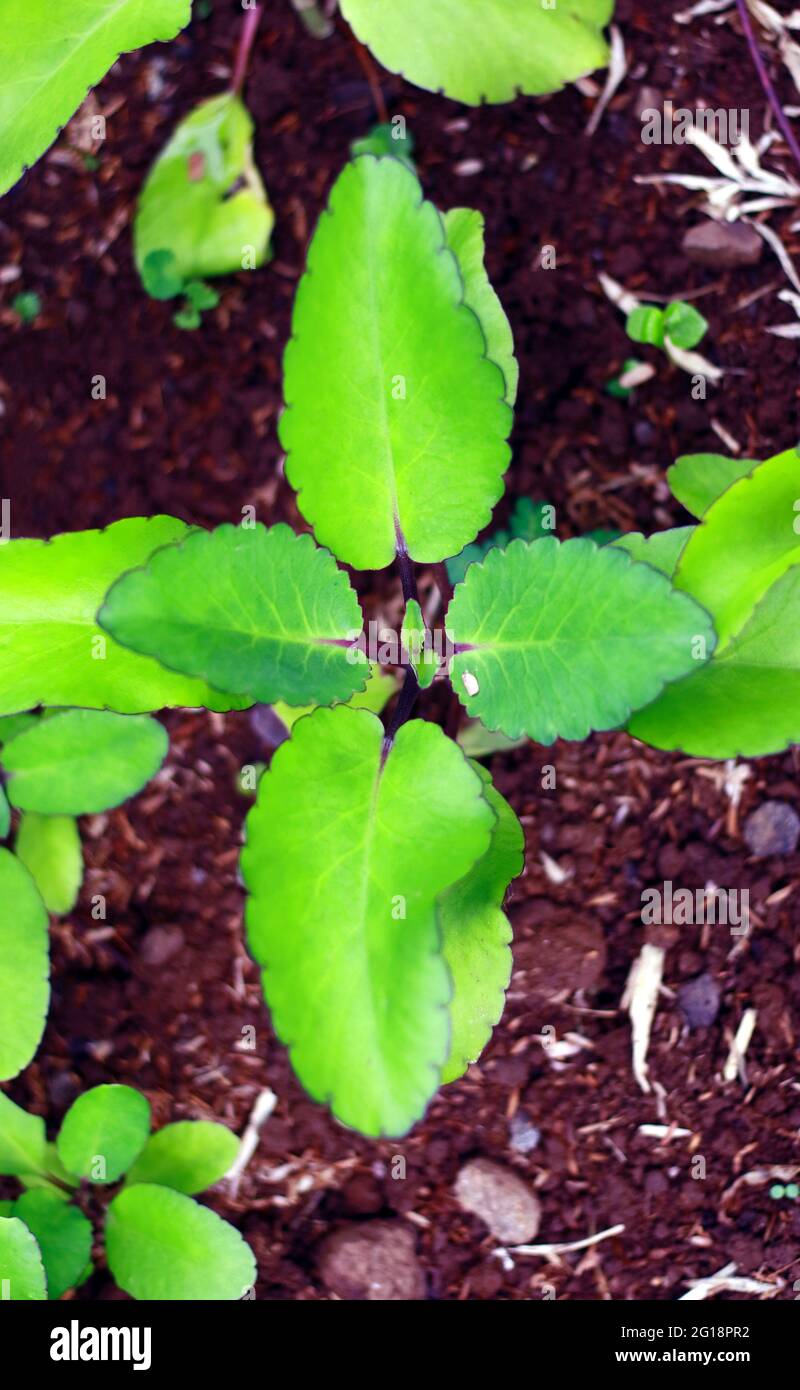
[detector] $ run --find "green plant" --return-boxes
[134,93,273,302]
[626,300,709,353]
[0,710,168,1082]
[0,1,192,197]
[0,155,795,1139]
[351,121,416,169]
[10,291,42,324]
[338,0,614,104]
[0,1087,253,1300]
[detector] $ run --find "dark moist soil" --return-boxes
[1,1,799,1300]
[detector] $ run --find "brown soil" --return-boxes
[1,1,799,1300]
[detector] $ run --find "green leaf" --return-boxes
[3,710,167,815]
[0,0,191,197]
[456,720,527,758]
[626,306,665,347]
[173,304,202,330]
[0,517,247,715]
[15,813,83,915]
[272,664,398,731]
[100,523,367,706]
[19,1143,77,1197]
[12,1190,92,1300]
[0,849,49,1081]
[0,714,39,745]
[105,1184,255,1300]
[629,450,800,757]
[611,527,695,578]
[447,498,553,586]
[134,93,273,285]
[280,157,512,570]
[184,280,219,310]
[242,707,495,1136]
[0,786,9,840]
[125,1121,239,1195]
[401,599,438,689]
[56,1084,150,1183]
[663,300,708,350]
[0,1090,47,1177]
[440,768,523,1082]
[668,453,759,519]
[141,248,184,300]
[675,448,800,647]
[0,1216,47,1299]
[339,0,612,103]
[351,121,415,168]
[630,566,800,757]
[443,207,518,405]
[446,537,716,743]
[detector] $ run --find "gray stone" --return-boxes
[678,971,721,1029]
[317,1221,425,1301]
[140,925,184,967]
[508,1112,541,1155]
[682,220,763,269]
[454,1157,541,1244]
[744,800,800,857]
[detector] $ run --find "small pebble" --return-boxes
[508,1112,541,1155]
[140,925,184,967]
[681,220,762,269]
[743,800,800,857]
[677,971,721,1029]
[317,1221,424,1300]
[454,1157,541,1245]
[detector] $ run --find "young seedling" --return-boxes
[0,155,795,1139]
[0,710,169,1083]
[447,498,554,585]
[626,299,709,354]
[10,291,42,325]
[134,6,272,308]
[338,0,614,104]
[0,1087,253,1300]
[351,121,416,170]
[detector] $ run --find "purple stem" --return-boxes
[735,0,800,174]
[231,4,262,95]
[382,665,420,764]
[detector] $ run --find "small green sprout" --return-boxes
[140,250,220,329]
[11,291,42,324]
[605,356,645,398]
[0,1087,254,1300]
[626,300,709,353]
[769,1183,799,1201]
[351,122,416,170]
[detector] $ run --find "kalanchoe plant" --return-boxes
[0,710,168,1082]
[0,1087,254,1300]
[338,0,615,104]
[0,155,796,1138]
[135,6,273,307]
